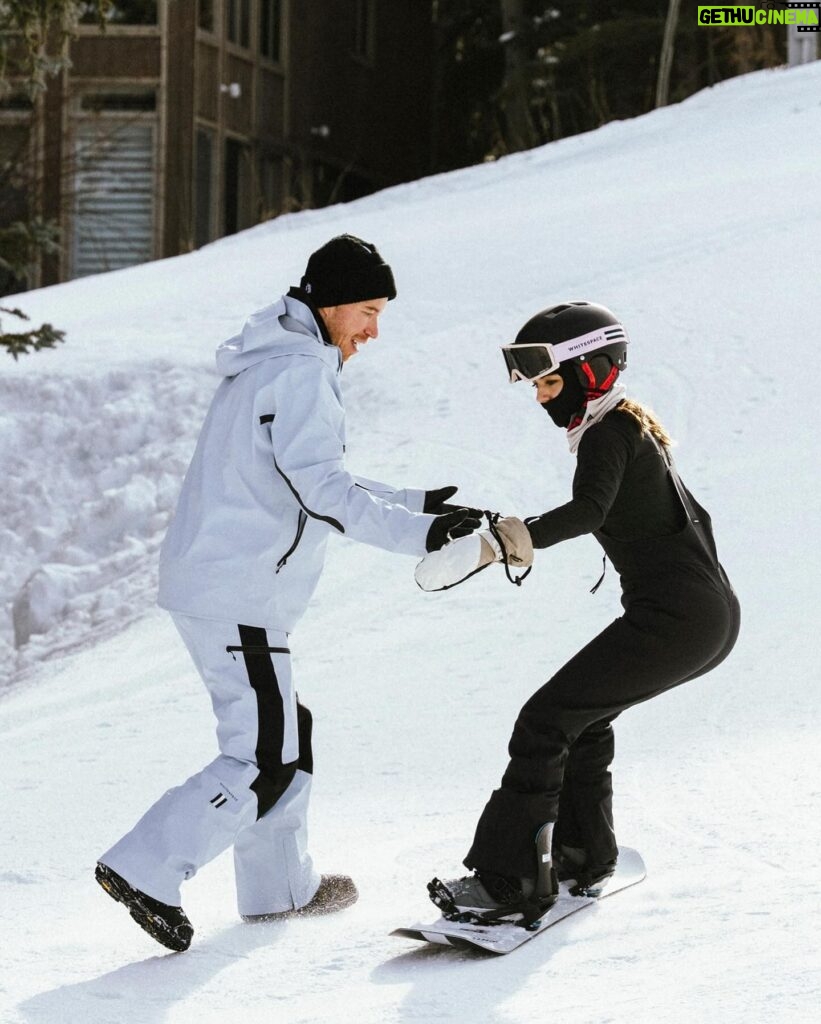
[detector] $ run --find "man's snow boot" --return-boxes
[241,874,358,922]
[95,862,193,952]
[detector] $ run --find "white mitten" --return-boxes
[414,516,534,591]
[414,533,497,592]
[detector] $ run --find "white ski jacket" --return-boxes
[158,294,435,631]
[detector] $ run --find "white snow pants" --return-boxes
[99,613,321,915]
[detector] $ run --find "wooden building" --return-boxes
[0,0,433,290]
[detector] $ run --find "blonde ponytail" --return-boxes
[617,398,673,449]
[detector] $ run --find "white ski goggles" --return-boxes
[501,343,561,383]
[501,326,627,383]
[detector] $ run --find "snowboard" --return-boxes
[391,846,645,955]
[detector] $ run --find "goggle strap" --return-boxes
[549,325,627,363]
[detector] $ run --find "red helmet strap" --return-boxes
[579,358,619,398]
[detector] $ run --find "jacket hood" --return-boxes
[215,294,340,377]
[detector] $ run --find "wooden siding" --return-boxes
[224,55,256,137]
[164,0,197,255]
[195,42,220,123]
[70,36,162,79]
[257,68,285,141]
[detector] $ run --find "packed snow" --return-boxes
[1,63,820,1023]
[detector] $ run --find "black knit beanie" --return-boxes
[300,234,397,307]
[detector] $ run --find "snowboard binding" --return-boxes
[426,877,553,931]
[426,823,560,932]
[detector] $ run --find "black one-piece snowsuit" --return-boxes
[464,408,740,877]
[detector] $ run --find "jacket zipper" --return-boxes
[276,509,307,573]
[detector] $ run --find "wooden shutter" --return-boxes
[72,119,156,278]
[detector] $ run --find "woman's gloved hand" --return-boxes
[483,516,534,567]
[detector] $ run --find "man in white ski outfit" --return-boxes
[95,235,479,951]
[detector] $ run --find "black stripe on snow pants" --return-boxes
[464,578,741,877]
[237,624,313,817]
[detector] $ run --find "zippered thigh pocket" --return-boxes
[226,644,291,661]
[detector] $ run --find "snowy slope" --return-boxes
[2,63,821,1024]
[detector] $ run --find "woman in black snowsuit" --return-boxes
[430,301,740,923]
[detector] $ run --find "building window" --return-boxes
[79,1,158,24]
[71,90,157,277]
[0,94,34,112]
[194,128,215,248]
[258,154,282,219]
[224,137,252,235]
[81,93,156,112]
[354,0,375,62]
[227,0,251,49]
[259,0,282,63]
[198,0,215,33]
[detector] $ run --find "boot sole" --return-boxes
[96,865,193,952]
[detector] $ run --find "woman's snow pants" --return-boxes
[464,577,741,876]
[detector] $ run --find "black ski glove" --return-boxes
[423,485,482,518]
[423,485,458,514]
[425,509,482,553]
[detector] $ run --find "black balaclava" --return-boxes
[541,363,586,428]
[541,355,621,429]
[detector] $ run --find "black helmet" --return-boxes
[502,301,628,395]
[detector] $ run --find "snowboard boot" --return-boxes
[553,845,617,897]
[428,823,559,930]
[427,871,554,929]
[241,874,358,922]
[95,862,193,952]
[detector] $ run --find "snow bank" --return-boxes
[0,364,211,681]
